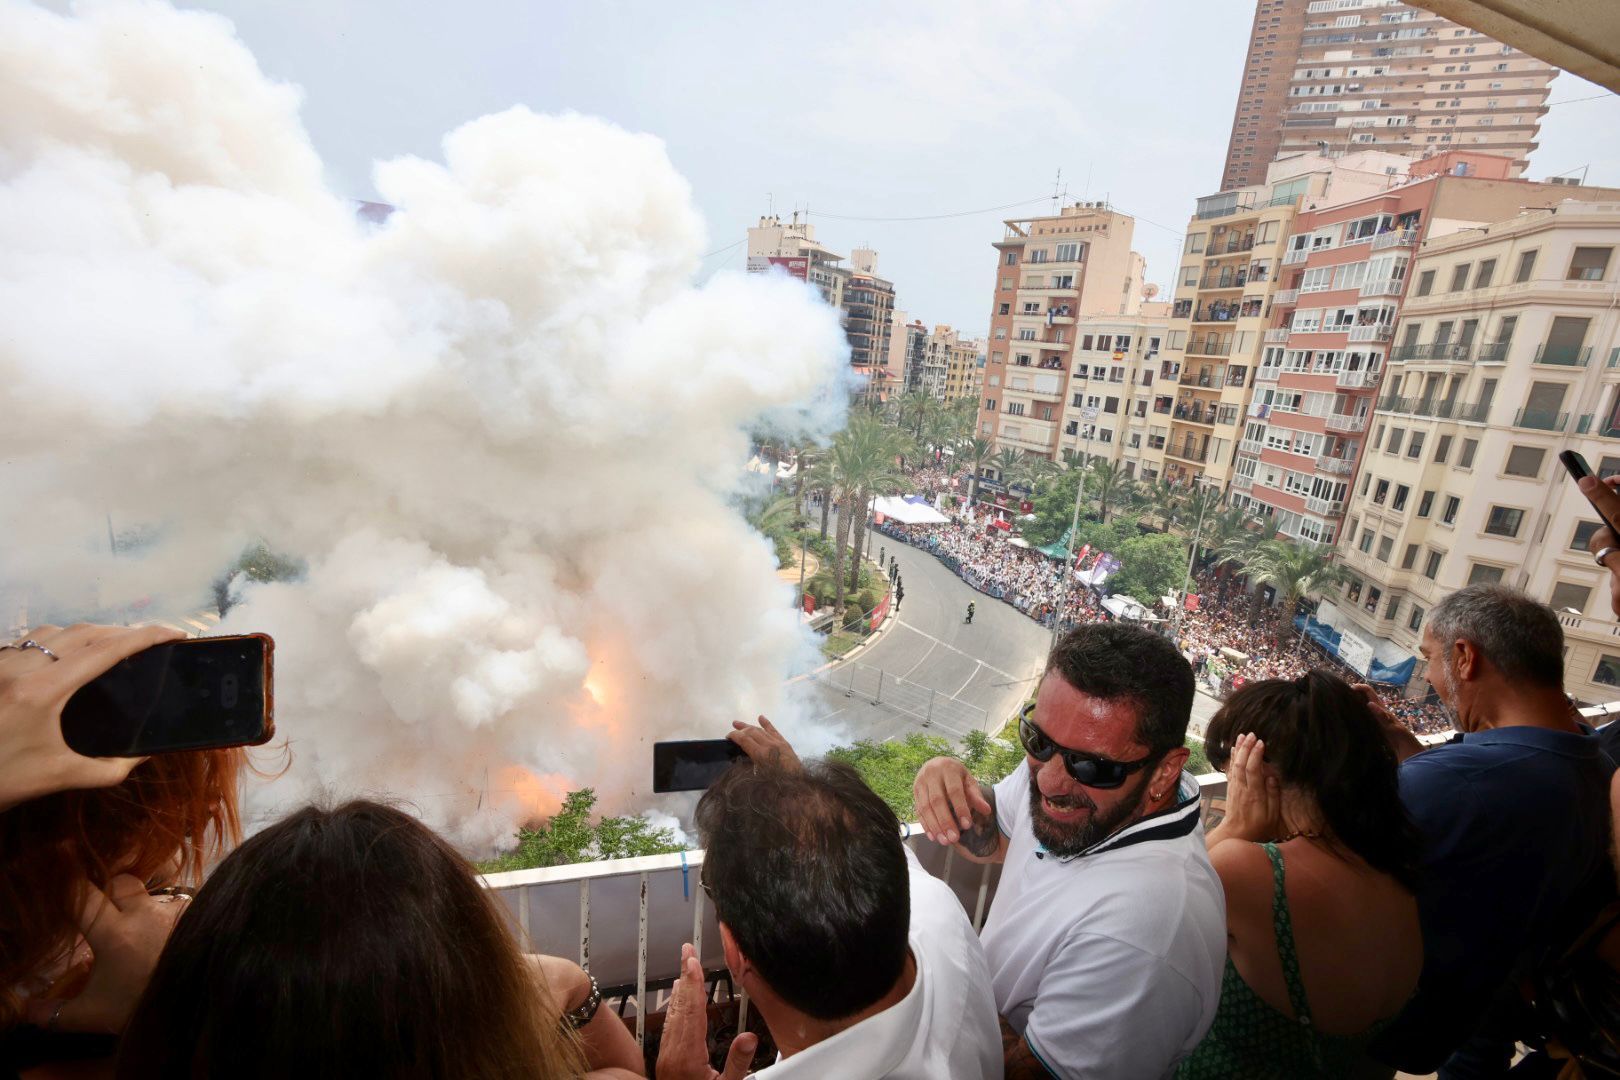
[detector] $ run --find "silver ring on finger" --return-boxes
[0,640,60,661]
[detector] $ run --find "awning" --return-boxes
[1036,542,1072,559]
[1293,614,1417,686]
[871,496,949,525]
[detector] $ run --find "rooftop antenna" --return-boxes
[1051,168,1064,213]
[767,191,774,217]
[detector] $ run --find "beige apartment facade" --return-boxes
[979,203,1146,462]
[1332,201,1620,702]
[943,332,984,404]
[1221,0,1556,190]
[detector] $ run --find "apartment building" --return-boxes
[921,325,980,403]
[1241,152,1620,545]
[1329,201,1620,702]
[943,332,985,404]
[979,203,1146,461]
[891,315,931,395]
[1164,151,1412,494]
[1062,305,1171,478]
[747,215,897,398]
[1221,0,1556,190]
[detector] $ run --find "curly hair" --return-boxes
[0,748,244,1028]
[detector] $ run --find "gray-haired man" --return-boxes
[1370,585,1615,1079]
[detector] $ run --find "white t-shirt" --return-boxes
[980,765,1226,1080]
[753,847,1002,1079]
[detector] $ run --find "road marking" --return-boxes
[892,620,1025,682]
[898,636,938,681]
[950,662,982,699]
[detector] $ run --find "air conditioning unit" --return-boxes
[1548,176,1580,186]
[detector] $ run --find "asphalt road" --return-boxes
[797,517,1224,750]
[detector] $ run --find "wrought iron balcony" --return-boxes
[1534,343,1592,367]
[1514,407,1569,432]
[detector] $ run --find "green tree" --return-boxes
[1085,459,1134,523]
[828,731,1025,821]
[212,542,304,617]
[1145,476,1186,532]
[962,437,995,509]
[827,415,909,608]
[476,788,685,873]
[1242,538,1355,638]
[1108,532,1189,604]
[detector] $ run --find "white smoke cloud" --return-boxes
[0,0,850,850]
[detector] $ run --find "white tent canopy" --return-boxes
[1102,595,1158,622]
[872,496,949,525]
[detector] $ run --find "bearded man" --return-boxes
[1347,585,1613,1079]
[914,623,1225,1080]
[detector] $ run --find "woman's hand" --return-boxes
[0,623,184,811]
[1214,733,1282,845]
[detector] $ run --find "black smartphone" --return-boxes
[1560,450,1617,532]
[60,634,275,757]
[652,740,746,793]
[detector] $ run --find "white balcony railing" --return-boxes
[1347,323,1394,343]
[1256,365,1283,381]
[1371,228,1420,251]
[1325,412,1367,433]
[1335,369,1380,389]
[1233,473,1255,490]
[1274,288,1299,305]
[481,782,1234,1045]
[1360,278,1404,298]
[1264,327,1290,343]
[1283,248,1311,265]
[1318,456,1355,475]
[1305,495,1346,516]
[1239,438,1266,455]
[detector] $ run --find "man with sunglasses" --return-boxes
[914,623,1225,1080]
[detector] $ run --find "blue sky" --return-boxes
[181,0,1620,333]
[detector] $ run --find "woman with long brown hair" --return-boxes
[116,800,644,1079]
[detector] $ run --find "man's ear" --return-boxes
[719,921,748,982]
[1454,637,1480,682]
[1155,746,1190,797]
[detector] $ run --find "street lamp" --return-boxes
[1172,477,1214,641]
[1050,406,1097,650]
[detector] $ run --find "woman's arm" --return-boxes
[530,955,645,1078]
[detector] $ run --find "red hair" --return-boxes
[0,748,244,1028]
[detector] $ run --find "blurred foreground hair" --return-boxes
[117,799,586,1079]
[0,748,244,1028]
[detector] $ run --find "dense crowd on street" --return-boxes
[876,482,1454,734]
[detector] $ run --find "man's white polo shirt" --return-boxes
[751,847,1002,1079]
[980,765,1226,1080]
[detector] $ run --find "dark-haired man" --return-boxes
[658,718,1000,1080]
[915,623,1225,1079]
[1368,585,1614,1078]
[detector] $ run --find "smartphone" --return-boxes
[652,740,746,793]
[1560,450,1618,533]
[60,634,275,757]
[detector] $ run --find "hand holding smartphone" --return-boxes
[1560,451,1620,537]
[652,740,745,793]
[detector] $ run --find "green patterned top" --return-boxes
[1175,843,1394,1080]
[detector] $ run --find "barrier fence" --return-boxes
[805,660,992,738]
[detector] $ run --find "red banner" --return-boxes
[803,594,816,614]
[1185,593,1201,611]
[1020,500,1034,514]
[869,592,891,632]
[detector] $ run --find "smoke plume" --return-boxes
[0,0,849,849]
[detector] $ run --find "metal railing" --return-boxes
[1535,343,1593,367]
[1392,342,1472,363]
[1166,443,1211,464]
[1186,339,1234,357]
[1263,327,1290,343]
[1274,288,1299,305]
[1325,412,1367,433]
[1335,369,1380,389]
[1515,408,1569,432]
[1371,228,1420,250]
[1347,323,1394,342]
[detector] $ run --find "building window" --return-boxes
[1503,445,1545,478]
[1373,479,1390,505]
[1401,543,1419,570]
[1393,485,1410,512]
[1467,563,1505,585]
[1513,249,1537,283]
[1595,655,1620,687]
[1473,258,1497,289]
[1458,439,1478,469]
[1434,434,1453,464]
[1387,429,1405,456]
[1484,505,1524,537]
[1442,495,1460,525]
[1005,252,1018,266]
[1574,520,1605,550]
[1448,264,1471,292]
[1550,582,1592,615]
[1418,490,1435,518]
[1377,535,1394,562]
[1569,247,1613,282]
[1386,594,1401,620]
[1000,278,1013,291]
[1408,605,1425,632]
[998,303,1010,315]
[1424,550,1443,579]
[1414,269,1435,297]
[985,398,996,411]
[1406,431,1425,460]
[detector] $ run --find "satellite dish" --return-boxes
[1142,283,1160,299]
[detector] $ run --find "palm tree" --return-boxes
[1242,538,1355,640]
[826,416,910,608]
[1085,460,1133,523]
[1011,454,1060,497]
[893,390,935,440]
[919,410,960,467]
[962,437,995,512]
[1146,477,1185,532]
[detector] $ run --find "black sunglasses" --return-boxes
[1017,704,1158,790]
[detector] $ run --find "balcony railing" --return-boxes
[1515,408,1569,432]
[1347,323,1394,343]
[1186,339,1234,357]
[1256,365,1283,381]
[1194,306,1243,322]
[1371,228,1420,250]
[1179,371,1219,388]
[1378,395,1490,423]
[1263,327,1290,343]
[1274,288,1299,305]
[1305,495,1345,516]
[1318,456,1355,475]
[1239,438,1265,455]
[1005,383,1063,398]
[1199,275,1247,291]
[1166,443,1211,464]
[1174,407,1217,425]
[1335,369,1380,389]
[1535,343,1593,367]
[1325,412,1367,433]
[1283,248,1311,265]
[1392,342,1473,363]
[1360,278,1404,298]
[1233,473,1255,491]
[1208,237,1256,256]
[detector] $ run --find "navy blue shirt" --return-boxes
[1373,725,1614,1073]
